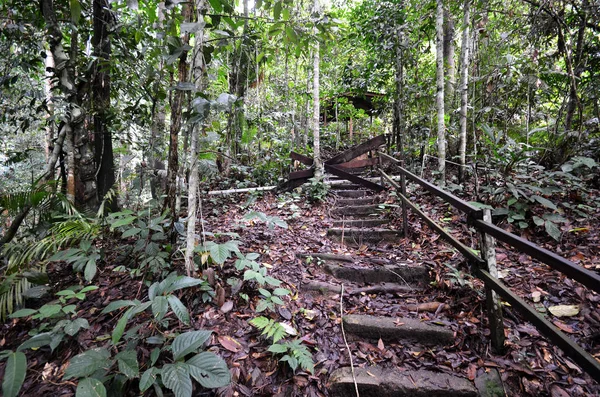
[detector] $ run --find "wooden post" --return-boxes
[400,160,408,237]
[478,209,505,353]
[378,153,384,186]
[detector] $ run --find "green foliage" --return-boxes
[102,272,210,344]
[302,176,329,203]
[268,339,314,374]
[1,351,27,397]
[243,211,288,229]
[49,240,101,282]
[249,316,289,342]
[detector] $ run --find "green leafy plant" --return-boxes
[102,273,211,344]
[49,240,101,282]
[302,176,329,203]
[267,339,314,374]
[249,316,290,343]
[242,211,288,229]
[61,330,230,397]
[1,286,98,397]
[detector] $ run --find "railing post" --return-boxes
[478,209,505,353]
[378,153,384,186]
[400,160,408,237]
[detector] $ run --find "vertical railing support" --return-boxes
[478,209,506,353]
[400,160,409,237]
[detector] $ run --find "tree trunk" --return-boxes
[394,25,405,157]
[92,0,116,211]
[164,3,192,227]
[443,6,456,109]
[436,0,446,186]
[185,0,208,276]
[43,49,55,162]
[564,0,588,134]
[312,0,323,177]
[458,0,471,183]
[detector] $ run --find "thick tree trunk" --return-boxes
[458,0,471,183]
[92,0,116,210]
[44,50,55,162]
[436,0,446,186]
[312,0,323,177]
[164,3,192,225]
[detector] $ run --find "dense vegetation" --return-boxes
[1,0,599,395]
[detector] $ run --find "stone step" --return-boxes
[330,183,363,190]
[296,252,354,263]
[335,190,369,198]
[327,228,400,244]
[329,366,477,397]
[336,197,376,206]
[325,263,428,284]
[332,204,383,217]
[331,219,388,228]
[343,314,454,345]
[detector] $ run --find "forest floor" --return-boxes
[2,171,600,396]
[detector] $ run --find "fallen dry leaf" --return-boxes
[218,335,243,353]
[548,305,580,317]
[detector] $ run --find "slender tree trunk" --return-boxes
[164,3,192,227]
[312,0,323,177]
[185,0,208,276]
[436,0,446,186]
[395,25,405,157]
[564,1,587,133]
[444,6,456,109]
[44,50,55,162]
[92,0,116,210]
[458,0,471,183]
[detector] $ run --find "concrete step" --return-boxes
[343,314,454,345]
[330,183,363,190]
[336,197,376,206]
[335,190,369,198]
[329,366,477,397]
[332,204,383,217]
[325,263,428,284]
[296,252,354,263]
[327,228,400,244]
[331,219,388,228]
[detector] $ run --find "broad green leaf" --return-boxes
[84,259,97,282]
[2,351,26,397]
[139,367,159,393]
[273,288,290,296]
[9,308,37,318]
[70,0,81,24]
[267,343,288,353]
[167,295,190,325]
[545,220,561,241]
[246,253,260,260]
[23,271,49,285]
[64,318,89,336]
[264,276,281,287]
[208,0,223,13]
[115,350,139,379]
[187,352,231,388]
[101,300,139,314]
[162,363,192,397]
[110,216,137,230]
[76,377,106,397]
[273,1,282,19]
[121,228,141,238]
[531,195,557,210]
[64,348,111,379]
[17,333,52,351]
[172,330,212,361]
[152,296,168,322]
[285,26,298,44]
[209,243,231,265]
[533,216,545,226]
[258,288,271,298]
[38,304,62,318]
[112,307,134,345]
[165,276,203,293]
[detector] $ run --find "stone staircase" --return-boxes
[298,182,503,396]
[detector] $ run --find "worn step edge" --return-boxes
[329,366,477,397]
[296,252,354,263]
[327,228,400,243]
[334,190,370,198]
[332,204,385,216]
[325,263,428,284]
[331,219,388,228]
[302,281,417,295]
[343,314,454,346]
[336,197,377,206]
